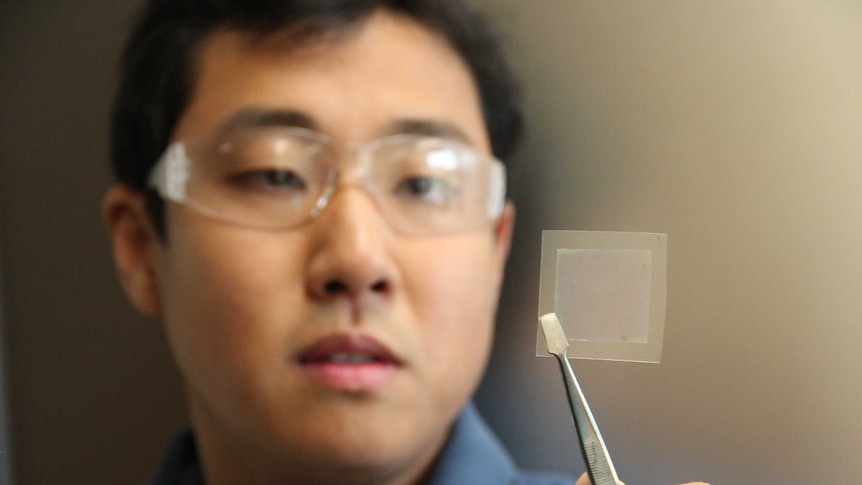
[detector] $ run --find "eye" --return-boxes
[230,169,307,193]
[395,176,456,205]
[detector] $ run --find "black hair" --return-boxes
[110,0,523,234]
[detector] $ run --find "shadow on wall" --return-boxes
[1,231,12,485]
[0,1,188,484]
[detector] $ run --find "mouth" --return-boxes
[297,333,401,392]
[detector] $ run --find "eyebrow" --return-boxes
[219,108,319,132]
[382,119,473,145]
[217,108,473,145]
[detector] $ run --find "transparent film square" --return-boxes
[537,231,667,363]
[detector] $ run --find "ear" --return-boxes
[102,185,163,315]
[492,201,516,269]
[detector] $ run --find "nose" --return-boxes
[305,188,397,303]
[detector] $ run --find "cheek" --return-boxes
[156,220,306,387]
[404,237,500,390]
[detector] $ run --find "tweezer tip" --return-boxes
[539,312,569,356]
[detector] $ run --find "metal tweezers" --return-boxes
[542,313,622,485]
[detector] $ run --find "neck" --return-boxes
[188,400,447,485]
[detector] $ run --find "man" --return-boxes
[103,1,708,484]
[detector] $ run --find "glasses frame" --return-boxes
[146,126,507,236]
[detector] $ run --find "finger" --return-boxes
[573,472,626,485]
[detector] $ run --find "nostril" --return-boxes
[370,280,389,293]
[323,280,349,295]
[317,278,390,298]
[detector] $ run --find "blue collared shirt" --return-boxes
[150,403,574,484]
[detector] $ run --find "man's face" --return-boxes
[109,11,513,482]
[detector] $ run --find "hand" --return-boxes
[575,472,710,485]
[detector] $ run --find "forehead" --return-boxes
[172,11,489,152]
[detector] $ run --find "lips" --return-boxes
[297,333,401,392]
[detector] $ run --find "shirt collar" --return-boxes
[149,402,516,485]
[426,402,518,485]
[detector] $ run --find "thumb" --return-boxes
[574,473,590,485]
[574,473,626,485]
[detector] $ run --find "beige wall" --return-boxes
[472,1,862,484]
[1,1,860,484]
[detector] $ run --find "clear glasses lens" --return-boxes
[185,128,332,228]
[367,137,497,235]
[148,127,505,235]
